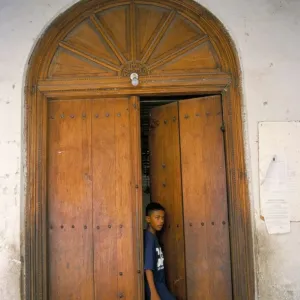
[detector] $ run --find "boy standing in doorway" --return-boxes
[144,202,176,300]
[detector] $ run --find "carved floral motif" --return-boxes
[121,61,150,77]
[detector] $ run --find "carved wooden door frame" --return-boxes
[24,0,254,299]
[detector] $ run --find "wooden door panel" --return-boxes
[94,226,118,299]
[179,96,232,300]
[47,100,94,300]
[114,98,137,300]
[149,102,187,300]
[184,225,209,299]
[92,98,137,300]
[91,99,117,227]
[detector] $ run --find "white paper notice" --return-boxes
[264,199,290,234]
[259,122,300,221]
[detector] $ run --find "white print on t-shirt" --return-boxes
[156,247,164,271]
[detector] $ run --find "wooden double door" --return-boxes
[47,95,232,299]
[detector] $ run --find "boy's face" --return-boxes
[146,209,165,232]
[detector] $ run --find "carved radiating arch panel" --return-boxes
[47,2,220,80]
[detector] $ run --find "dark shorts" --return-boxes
[145,282,176,300]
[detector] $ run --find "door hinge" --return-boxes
[220,124,225,132]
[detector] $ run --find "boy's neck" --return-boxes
[147,226,156,235]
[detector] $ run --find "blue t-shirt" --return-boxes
[144,230,176,300]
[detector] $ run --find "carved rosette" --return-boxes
[120,62,150,77]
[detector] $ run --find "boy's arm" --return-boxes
[144,234,160,299]
[145,269,160,300]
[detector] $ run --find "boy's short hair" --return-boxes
[146,202,165,216]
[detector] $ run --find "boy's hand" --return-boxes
[151,292,161,300]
